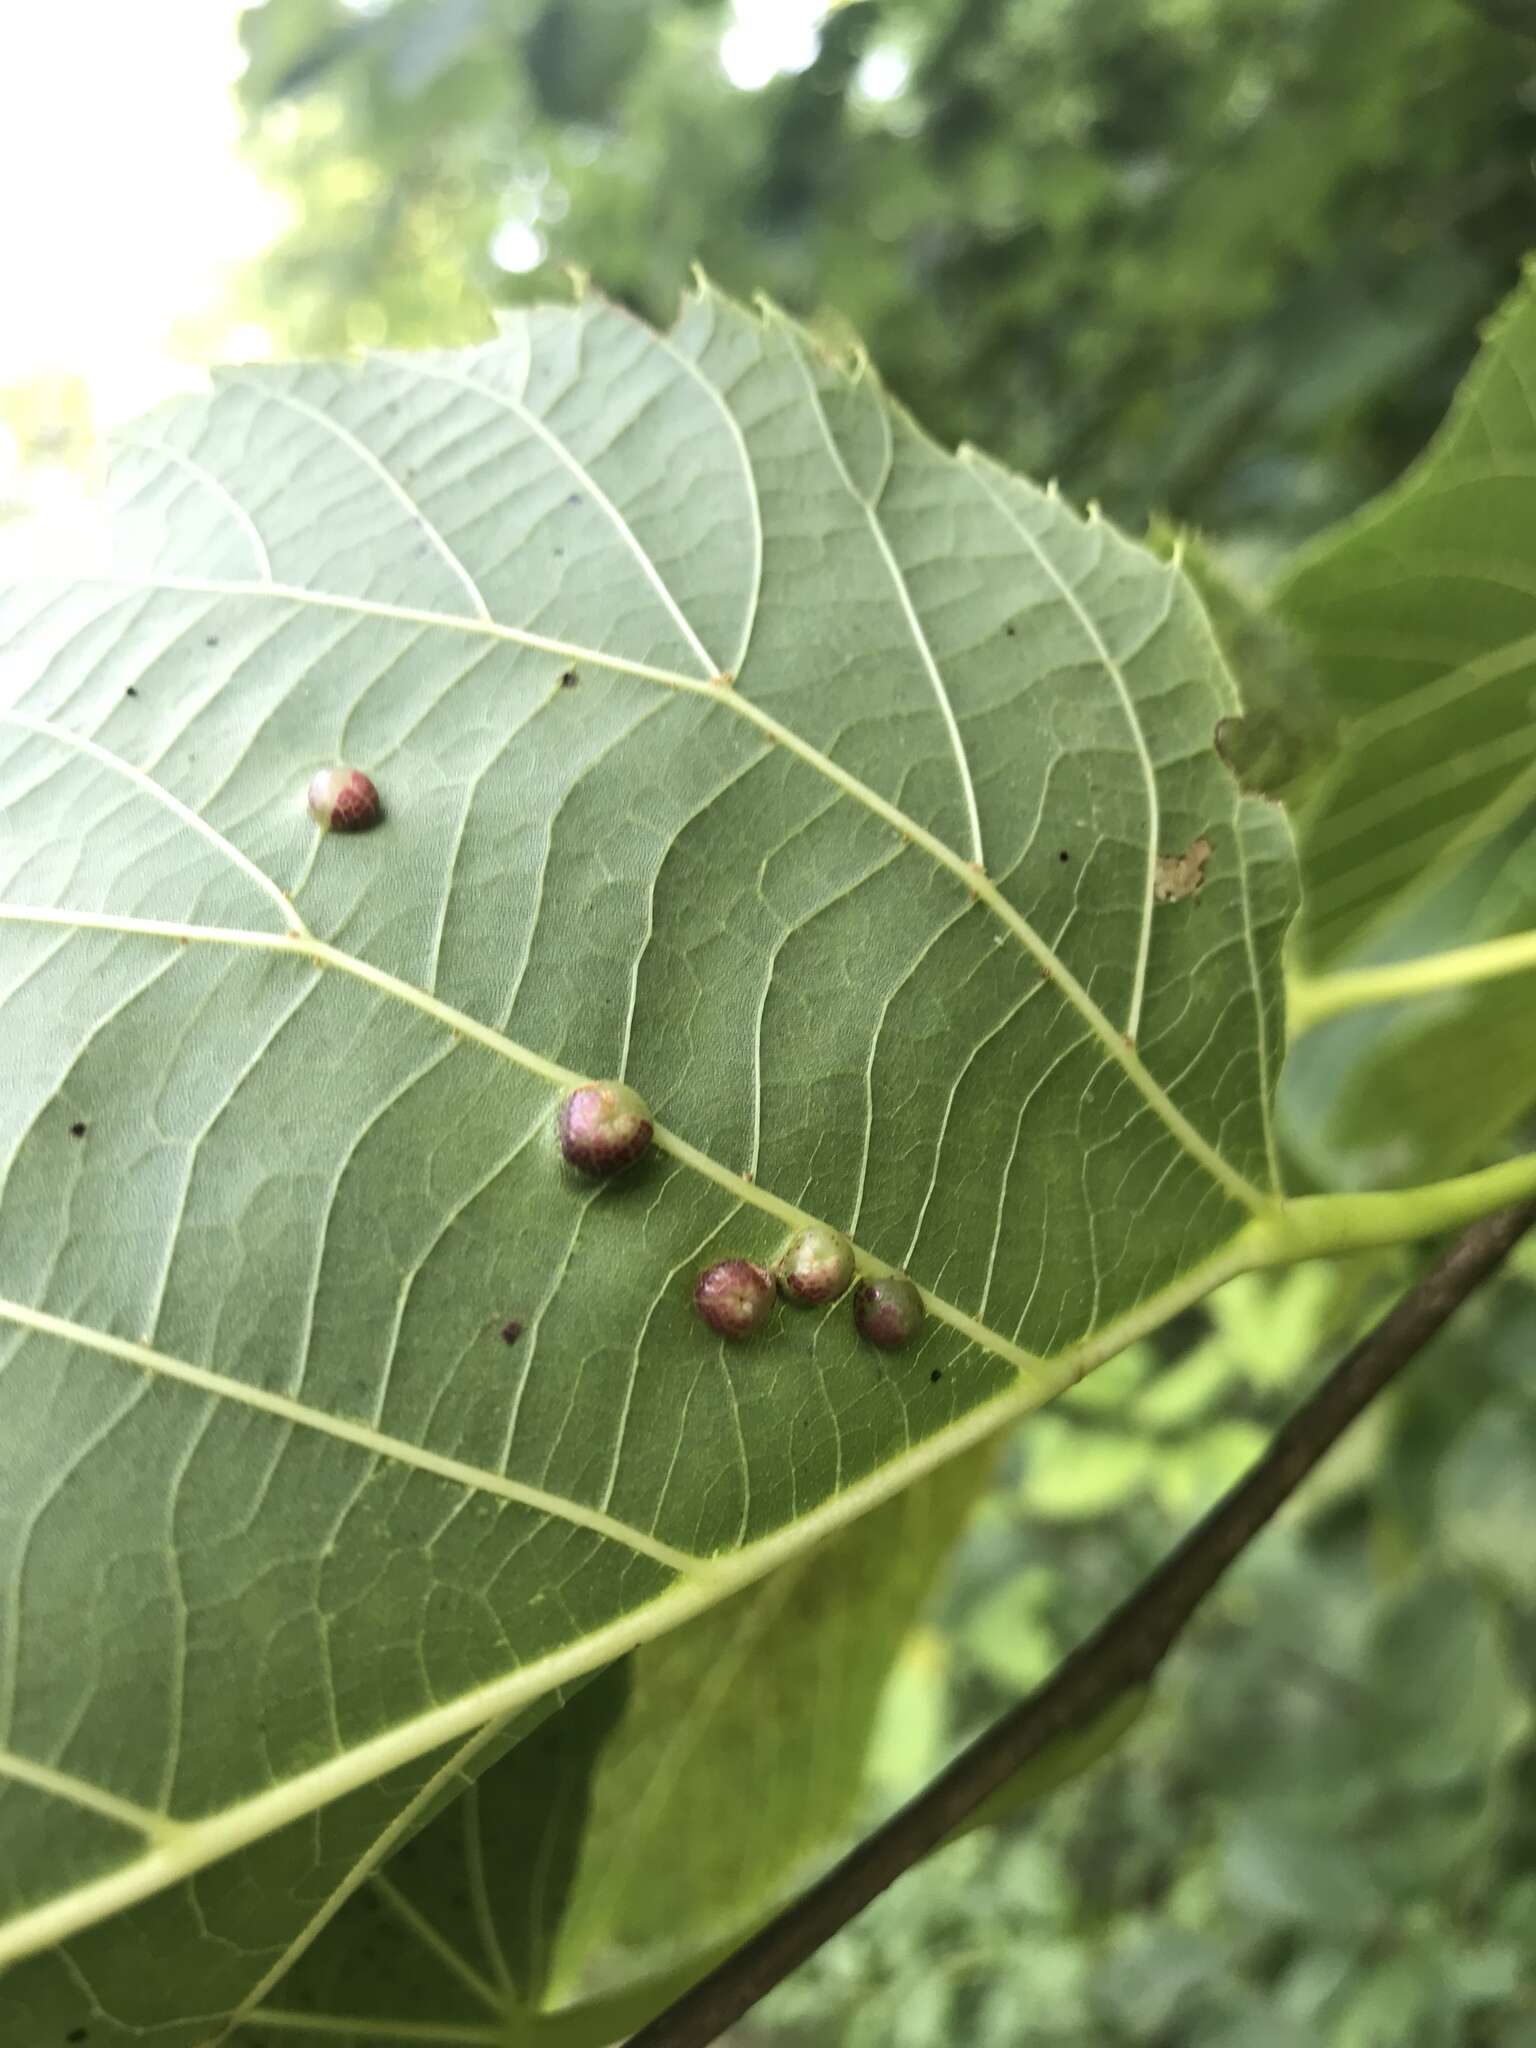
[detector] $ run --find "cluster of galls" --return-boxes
[692,1235,924,1351]
[556,1081,926,1353]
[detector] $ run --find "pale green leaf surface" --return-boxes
[551,1445,990,1982]
[1277,265,1536,965]
[239,1458,985,2046]
[0,285,1294,2010]
[239,1669,630,2046]
[0,1709,544,2048]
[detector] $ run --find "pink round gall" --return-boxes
[694,1258,776,1340]
[308,765,382,833]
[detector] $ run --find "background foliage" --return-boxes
[239,0,1536,541]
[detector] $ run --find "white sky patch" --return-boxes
[490,220,546,275]
[720,0,827,92]
[0,0,284,425]
[856,44,912,104]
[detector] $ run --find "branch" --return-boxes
[628,1201,1536,2048]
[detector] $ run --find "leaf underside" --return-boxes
[0,283,1295,2024]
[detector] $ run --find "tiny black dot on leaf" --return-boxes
[1004,623,1017,637]
[565,492,580,505]
[68,1121,87,1139]
[1058,850,1070,863]
[124,686,139,699]
[500,1320,524,1346]
[204,635,219,648]
[66,2031,89,2044]
[560,669,579,688]
[930,1368,943,1383]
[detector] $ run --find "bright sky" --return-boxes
[0,0,899,434]
[0,0,280,426]
[720,0,828,90]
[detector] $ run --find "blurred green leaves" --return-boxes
[745,1250,1536,2048]
[1278,267,1536,968]
[238,0,1536,538]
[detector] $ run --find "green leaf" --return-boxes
[1365,1572,1528,1787]
[0,1702,556,2048]
[1286,828,1536,1187]
[262,1667,629,2040]
[552,1446,990,1982]
[1276,264,1536,965]
[0,283,1294,2018]
[1437,1404,1536,1602]
[1151,526,1337,807]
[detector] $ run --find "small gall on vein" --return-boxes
[694,1259,776,1340]
[557,1080,654,1178]
[854,1271,925,1350]
[308,766,382,834]
[777,1225,856,1306]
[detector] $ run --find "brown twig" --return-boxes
[628,1202,1536,2048]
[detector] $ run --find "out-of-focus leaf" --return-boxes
[1156,527,1337,805]
[1277,266,1536,965]
[1366,1573,1529,1786]
[961,1566,1059,1690]
[1019,1420,1156,1521]
[1221,1808,1385,1929]
[550,1448,991,1981]
[1437,1404,1536,1601]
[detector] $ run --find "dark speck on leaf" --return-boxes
[930,1368,943,1383]
[124,686,139,699]
[500,1320,524,1346]
[204,635,219,648]
[67,2032,89,2044]
[560,668,579,688]
[566,492,580,505]
[68,1121,87,1139]
[1004,623,1017,637]
[1058,850,1070,863]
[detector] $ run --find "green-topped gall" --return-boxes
[777,1225,856,1306]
